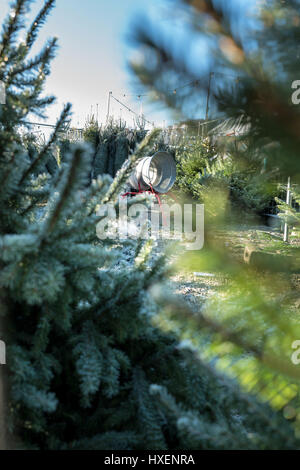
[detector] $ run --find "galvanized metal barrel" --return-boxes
[128,151,176,194]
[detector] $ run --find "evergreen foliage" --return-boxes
[277,184,300,236]
[130,0,300,447]
[82,117,147,179]
[174,134,278,217]
[0,0,299,451]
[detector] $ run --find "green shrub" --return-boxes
[175,135,278,219]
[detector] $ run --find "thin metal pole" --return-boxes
[205,72,213,121]
[106,91,112,123]
[283,176,291,242]
[139,96,143,119]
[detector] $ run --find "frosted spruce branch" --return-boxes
[101,128,161,204]
[26,0,56,50]
[20,103,71,183]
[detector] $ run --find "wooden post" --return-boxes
[244,245,295,272]
[283,176,291,242]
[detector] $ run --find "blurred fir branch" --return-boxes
[0,0,299,451]
[130,0,300,445]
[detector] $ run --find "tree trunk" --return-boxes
[0,293,8,450]
[0,360,7,449]
[0,291,19,449]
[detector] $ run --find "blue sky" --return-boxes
[0,0,258,129]
[1,0,175,128]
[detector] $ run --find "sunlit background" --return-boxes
[0,0,257,129]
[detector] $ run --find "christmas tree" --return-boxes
[130,0,300,445]
[0,0,299,450]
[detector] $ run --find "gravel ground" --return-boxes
[168,223,300,309]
